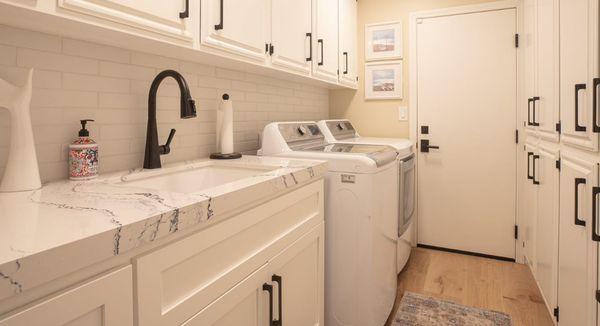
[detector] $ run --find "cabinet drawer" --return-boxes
[0,265,133,326]
[135,180,324,326]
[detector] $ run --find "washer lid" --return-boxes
[300,143,398,167]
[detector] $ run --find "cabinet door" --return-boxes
[268,224,324,326]
[338,0,357,88]
[57,0,193,43]
[560,0,600,151]
[181,263,269,326]
[534,143,559,311]
[201,0,270,62]
[0,266,133,326]
[271,0,312,74]
[312,0,339,82]
[535,0,560,142]
[558,150,598,326]
[523,0,537,135]
[520,142,539,269]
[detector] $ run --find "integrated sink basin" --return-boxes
[117,161,277,194]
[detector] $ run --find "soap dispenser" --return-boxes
[69,119,99,180]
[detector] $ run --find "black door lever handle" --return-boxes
[420,139,439,153]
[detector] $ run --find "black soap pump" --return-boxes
[68,119,99,180]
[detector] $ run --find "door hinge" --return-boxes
[515,129,519,144]
[515,34,519,48]
[514,225,519,239]
[553,307,559,322]
[269,43,274,56]
[556,121,562,134]
[556,159,561,170]
[265,43,269,53]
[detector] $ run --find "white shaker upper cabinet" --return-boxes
[201,0,270,63]
[312,0,339,82]
[271,0,312,75]
[338,0,357,88]
[559,0,600,151]
[57,0,194,43]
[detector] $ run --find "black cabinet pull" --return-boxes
[575,178,587,226]
[527,98,533,126]
[527,152,533,180]
[593,78,600,132]
[214,0,224,30]
[343,52,348,74]
[179,0,189,18]
[593,187,600,241]
[575,84,587,132]
[306,33,313,62]
[272,275,283,326]
[532,154,540,185]
[318,39,324,66]
[263,283,274,326]
[532,96,540,126]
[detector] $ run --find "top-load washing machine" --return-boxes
[259,121,398,326]
[318,119,415,273]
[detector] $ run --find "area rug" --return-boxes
[391,292,512,326]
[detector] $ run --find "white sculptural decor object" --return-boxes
[0,69,42,192]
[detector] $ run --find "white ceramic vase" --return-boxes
[0,68,42,192]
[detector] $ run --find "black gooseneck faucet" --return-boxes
[144,70,197,169]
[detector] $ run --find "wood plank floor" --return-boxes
[385,248,554,326]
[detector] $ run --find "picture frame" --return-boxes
[365,61,402,100]
[365,21,402,61]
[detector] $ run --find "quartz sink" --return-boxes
[117,161,276,194]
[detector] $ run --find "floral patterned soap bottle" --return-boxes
[69,119,98,180]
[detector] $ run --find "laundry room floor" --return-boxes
[386,248,554,326]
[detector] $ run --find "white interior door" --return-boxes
[416,8,517,258]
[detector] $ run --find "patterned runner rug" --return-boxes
[391,292,512,326]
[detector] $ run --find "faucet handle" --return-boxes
[159,128,176,155]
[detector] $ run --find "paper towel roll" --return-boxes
[217,94,234,154]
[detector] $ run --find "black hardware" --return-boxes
[265,43,269,53]
[553,307,559,322]
[179,0,189,18]
[596,290,600,303]
[159,129,176,155]
[532,154,540,185]
[532,96,540,126]
[575,84,587,131]
[592,187,600,241]
[343,52,349,74]
[515,33,519,48]
[269,43,274,56]
[420,139,439,153]
[593,78,600,132]
[306,33,312,62]
[272,275,282,326]
[263,283,274,326]
[556,121,561,133]
[556,159,561,170]
[317,39,324,66]
[527,152,534,180]
[575,178,587,226]
[515,129,519,143]
[144,70,196,169]
[527,98,533,126]
[421,126,429,134]
[514,225,518,239]
[214,0,224,30]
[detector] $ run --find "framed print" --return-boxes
[365,21,402,61]
[365,61,402,100]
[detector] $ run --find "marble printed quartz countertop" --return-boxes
[0,156,327,300]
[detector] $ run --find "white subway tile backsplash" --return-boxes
[0,25,329,182]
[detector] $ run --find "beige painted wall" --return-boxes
[330,0,501,138]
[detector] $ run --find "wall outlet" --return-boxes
[398,106,408,121]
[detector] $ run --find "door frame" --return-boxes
[407,0,521,261]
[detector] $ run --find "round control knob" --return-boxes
[297,126,307,135]
[337,123,345,130]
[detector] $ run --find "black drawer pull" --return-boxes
[575,178,587,226]
[532,154,540,185]
[593,187,600,242]
[527,152,533,180]
[214,0,224,30]
[263,283,274,326]
[272,275,282,325]
[179,0,189,18]
[306,33,312,62]
[593,78,600,132]
[575,84,587,132]
[532,96,540,126]
[343,52,348,74]
[527,98,533,126]
[318,39,324,66]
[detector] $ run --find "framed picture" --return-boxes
[365,21,402,61]
[365,61,402,100]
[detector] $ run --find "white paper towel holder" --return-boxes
[211,93,241,160]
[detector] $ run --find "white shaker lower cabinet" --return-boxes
[0,266,133,326]
[557,150,598,326]
[200,0,270,62]
[57,0,194,43]
[135,180,325,326]
[338,0,357,88]
[271,0,313,75]
[312,0,339,82]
